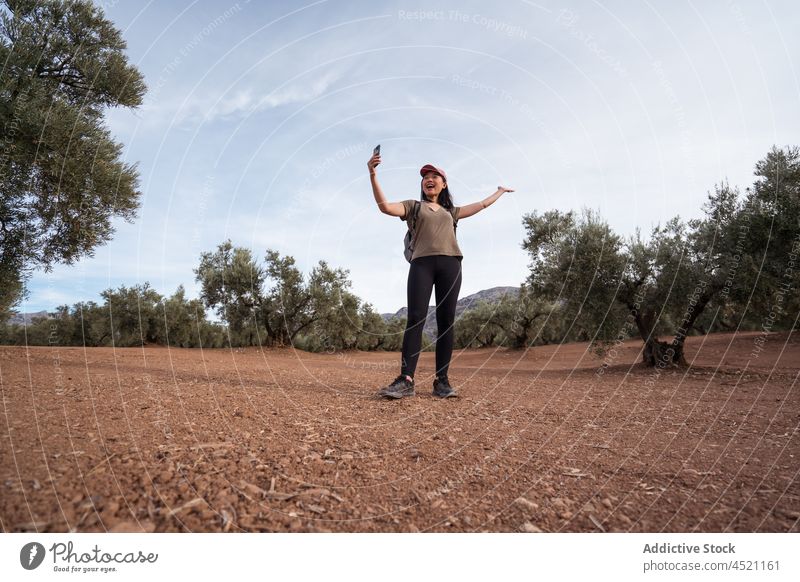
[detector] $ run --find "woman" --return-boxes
[368,150,514,399]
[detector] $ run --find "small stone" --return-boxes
[520,521,543,533]
[602,498,613,509]
[513,497,539,512]
[240,481,266,499]
[198,509,216,520]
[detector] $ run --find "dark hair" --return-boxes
[419,184,454,209]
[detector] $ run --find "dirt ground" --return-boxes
[1,330,798,533]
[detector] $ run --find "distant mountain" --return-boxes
[7,311,51,325]
[381,286,519,339]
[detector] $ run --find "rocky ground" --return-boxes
[1,330,797,532]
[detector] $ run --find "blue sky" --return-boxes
[22,0,800,315]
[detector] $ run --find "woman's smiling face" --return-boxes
[421,171,446,200]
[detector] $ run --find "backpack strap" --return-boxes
[409,200,421,231]
[400,201,422,227]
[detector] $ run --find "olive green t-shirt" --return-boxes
[400,199,462,261]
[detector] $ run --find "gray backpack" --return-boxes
[403,201,458,262]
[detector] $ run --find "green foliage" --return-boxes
[309,289,361,351]
[454,300,499,348]
[453,289,558,350]
[376,316,406,352]
[4,243,429,352]
[99,282,162,346]
[159,285,213,347]
[521,146,800,365]
[0,0,146,321]
[738,146,800,322]
[262,249,304,345]
[1,284,226,347]
[523,208,629,345]
[195,241,264,338]
[355,302,387,350]
[196,240,407,351]
[0,264,23,322]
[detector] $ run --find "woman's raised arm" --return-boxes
[457,186,514,219]
[368,152,406,217]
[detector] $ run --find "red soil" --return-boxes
[1,330,798,532]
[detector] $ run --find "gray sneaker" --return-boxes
[377,374,415,399]
[433,377,457,398]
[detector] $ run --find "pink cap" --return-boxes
[419,164,447,182]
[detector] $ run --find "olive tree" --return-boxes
[0,0,146,320]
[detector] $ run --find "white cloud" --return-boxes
[142,69,342,127]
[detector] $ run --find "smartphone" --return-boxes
[373,144,380,156]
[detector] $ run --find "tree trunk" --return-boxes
[642,338,686,367]
[632,308,689,367]
[643,287,717,366]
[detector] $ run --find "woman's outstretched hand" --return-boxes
[367,153,381,175]
[498,186,515,193]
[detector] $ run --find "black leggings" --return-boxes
[401,254,463,380]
